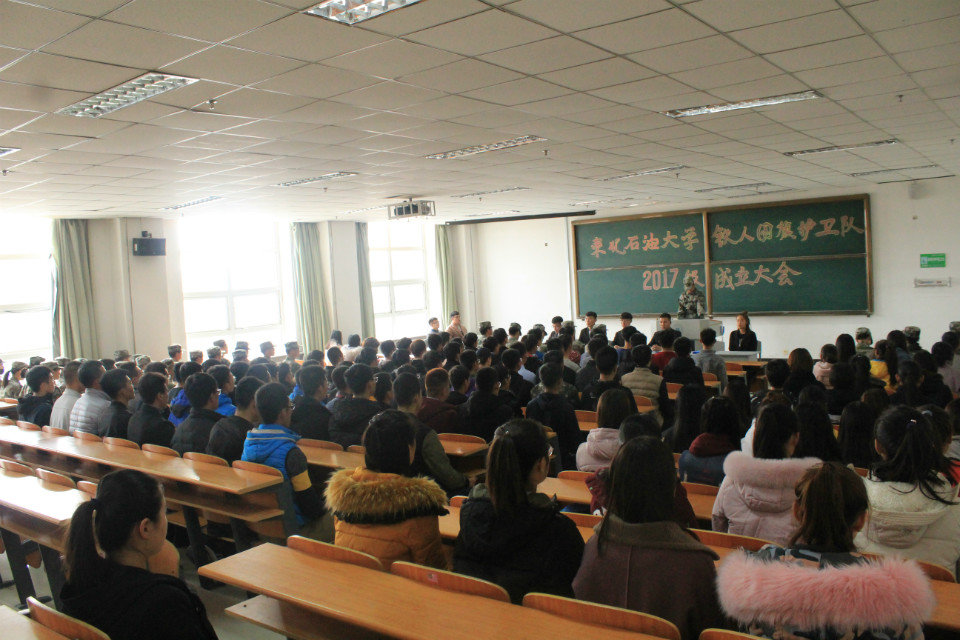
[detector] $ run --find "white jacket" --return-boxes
[855,474,960,573]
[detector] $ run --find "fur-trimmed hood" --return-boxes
[722,452,820,514]
[325,467,448,525]
[717,550,934,631]
[859,474,960,549]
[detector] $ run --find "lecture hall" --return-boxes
[1,1,960,639]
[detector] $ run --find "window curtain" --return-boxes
[291,222,334,354]
[52,219,100,358]
[435,224,458,320]
[355,222,376,338]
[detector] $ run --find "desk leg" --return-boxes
[229,518,254,553]
[180,506,207,568]
[0,528,36,607]
[39,546,64,610]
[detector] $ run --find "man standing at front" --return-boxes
[446,311,466,340]
[677,275,706,319]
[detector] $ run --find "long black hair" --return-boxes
[64,469,164,588]
[794,402,841,462]
[838,401,878,469]
[670,384,707,453]
[835,333,856,364]
[486,419,549,516]
[362,410,416,476]
[895,360,923,407]
[753,403,799,460]
[873,405,954,504]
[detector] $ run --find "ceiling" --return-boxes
[0,0,958,221]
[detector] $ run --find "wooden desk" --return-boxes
[686,492,715,524]
[537,477,591,505]
[726,361,766,368]
[441,441,486,457]
[303,442,486,470]
[439,505,596,543]
[930,580,960,631]
[0,471,86,608]
[200,544,662,640]
[0,605,70,640]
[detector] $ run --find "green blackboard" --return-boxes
[711,256,868,313]
[572,195,871,316]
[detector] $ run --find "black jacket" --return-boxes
[662,356,705,388]
[581,380,638,413]
[454,488,584,604]
[919,374,953,408]
[728,329,758,352]
[446,390,468,406]
[60,561,217,640]
[171,407,223,455]
[575,360,599,392]
[206,415,254,464]
[525,393,583,471]
[650,328,681,349]
[783,371,824,402]
[127,404,175,447]
[459,392,513,442]
[102,401,132,439]
[826,387,860,416]
[328,397,381,448]
[290,396,332,440]
[18,394,53,427]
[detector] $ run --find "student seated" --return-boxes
[713,404,820,545]
[913,350,954,408]
[793,402,842,462]
[127,373,175,447]
[100,369,135,439]
[69,360,110,435]
[530,350,580,408]
[243,383,332,541]
[576,388,635,472]
[582,346,638,413]
[454,419,584,603]
[525,363,582,471]
[446,364,470,406]
[1,360,26,399]
[662,337,704,389]
[813,343,838,388]
[206,365,236,417]
[574,436,722,640]
[328,364,382,448]
[692,327,728,391]
[649,330,677,372]
[459,367,513,442]
[662,384,707,454]
[749,359,789,418]
[619,346,668,425]
[575,337,605,392]
[50,360,83,431]
[168,361,202,427]
[856,406,960,571]
[395,373,470,496]
[783,348,824,402]
[207,376,263,464]
[289,365,332,440]
[60,469,218,640]
[727,311,757,352]
[718,462,934,640]
[678,396,741,486]
[417,367,461,434]
[325,410,448,568]
[171,372,223,455]
[18,365,55,427]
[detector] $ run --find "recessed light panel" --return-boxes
[303,0,423,25]
[849,165,938,177]
[58,73,198,118]
[451,187,530,198]
[161,195,223,211]
[596,165,686,181]
[274,172,358,187]
[0,147,20,158]
[426,135,547,160]
[662,90,821,118]
[784,139,899,156]
[695,183,772,193]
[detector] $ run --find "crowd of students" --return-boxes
[6,315,960,640]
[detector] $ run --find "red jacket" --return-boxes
[417,397,461,434]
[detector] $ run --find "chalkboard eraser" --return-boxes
[914,277,951,287]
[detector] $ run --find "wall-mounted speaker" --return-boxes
[132,237,166,256]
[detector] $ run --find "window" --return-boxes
[368,221,438,339]
[179,215,296,354]
[0,218,53,364]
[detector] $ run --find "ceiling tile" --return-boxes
[222,118,316,139]
[329,81,444,110]
[708,74,810,101]
[574,9,715,55]
[227,13,387,62]
[540,57,656,91]
[148,79,237,109]
[24,0,129,17]
[405,9,556,56]
[21,113,131,137]
[462,77,571,106]
[479,36,610,75]
[894,42,960,72]
[104,0,289,42]
[274,99,377,125]
[0,80,89,111]
[42,20,208,68]
[398,58,522,94]
[0,52,143,93]
[61,123,200,154]
[322,39,461,79]
[0,1,89,50]
[397,95,496,119]
[162,45,303,85]
[873,15,960,53]
[848,0,960,32]
[0,106,44,130]
[356,0,487,36]
[253,63,379,99]
[505,0,668,32]
[194,88,314,118]
[671,56,781,91]
[729,11,864,54]
[589,75,691,104]
[762,35,885,72]
[517,92,619,117]
[683,0,837,32]
[626,35,753,74]
[794,56,903,89]
[98,100,183,123]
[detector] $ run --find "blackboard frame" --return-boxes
[570,194,872,317]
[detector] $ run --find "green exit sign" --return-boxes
[920,253,946,268]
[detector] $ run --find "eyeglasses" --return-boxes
[547,445,554,458]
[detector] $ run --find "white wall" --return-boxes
[467,177,960,357]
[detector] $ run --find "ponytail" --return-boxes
[896,360,922,407]
[875,340,898,384]
[874,406,954,504]
[64,469,163,588]
[789,462,867,552]
[486,419,548,515]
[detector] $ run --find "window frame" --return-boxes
[368,222,431,339]
[0,232,54,362]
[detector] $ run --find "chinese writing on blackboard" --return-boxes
[711,216,863,248]
[590,226,700,259]
[714,261,802,290]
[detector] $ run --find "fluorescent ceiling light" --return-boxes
[341,205,385,214]
[162,195,223,211]
[568,197,659,207]
[451,187,530,198]
[695,182,771,193]
[662,90,821,118]
[466,210,520,217]
[596,165,686,181]
[0,147,20,158]
[726,188,795,198]
[784,139,899,156]
[57,72,198,118]
[303,0,423,25]
[849,164,938,177]
[274,171,358,187]
[426,135,547,160]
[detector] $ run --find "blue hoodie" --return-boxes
[216,393,236,417]
[169,389,191,427]
[242,424,303,523]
